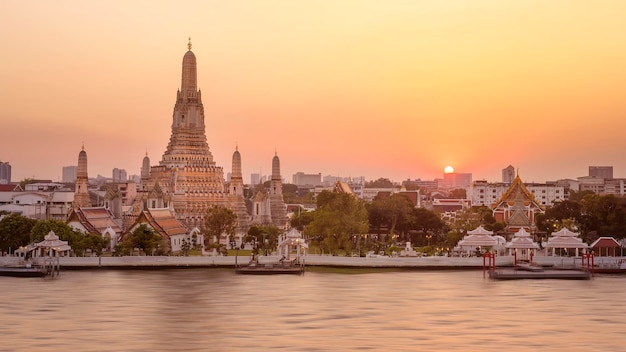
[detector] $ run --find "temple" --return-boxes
[492,173,545,237]
[132,40,283,233]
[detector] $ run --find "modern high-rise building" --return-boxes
[588,166,613,180]
[112,168,127,182]
[0,161,11,184]
[437,172,472,189]
[502,165,515,184]
[62,166,78,183]
[250,173,260,186]
[292,172,322,186]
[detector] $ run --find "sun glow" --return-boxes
[444,166,454,174]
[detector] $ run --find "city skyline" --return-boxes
[2,1,626,184]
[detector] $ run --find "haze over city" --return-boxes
[1,1,625,184]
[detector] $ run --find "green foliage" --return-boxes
[31,219,76,242]
[290,209,315,231]
[0,213,37,253]
[202,205,238,247]
[119,224,168,255]
[448,188,467,199]
[245,225,282,255]
[364,178,394,188]
[305,191,369,255]
[367,193,415,236]
[72,232,110,256]
[18,178,36,190]
[536,195,626,241]
[568,190,595,203]
[412,208,446,234]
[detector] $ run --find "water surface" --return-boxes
[1,269,624,351]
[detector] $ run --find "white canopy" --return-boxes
[35,231,72,252]
[457,234,498,248]
[545,228,588,249]
[506,228,540,249]
[467,226,494,236]
[550,228,580,237]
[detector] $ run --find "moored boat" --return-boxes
[0,265,47,278]
[236,256,305,275]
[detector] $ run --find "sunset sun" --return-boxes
[444,166,454,174]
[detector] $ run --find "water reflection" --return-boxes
[0,269,624,351]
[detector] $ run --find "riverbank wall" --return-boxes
[1,255,622,270]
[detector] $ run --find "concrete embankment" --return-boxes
[2,255,618,270]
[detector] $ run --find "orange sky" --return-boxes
[1,1,625,184]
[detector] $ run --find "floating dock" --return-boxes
[488,267,591,280]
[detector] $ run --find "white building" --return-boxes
[467,180,566,207]
[0,190,74,220]
[292,172,322,186]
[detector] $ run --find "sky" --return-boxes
[1,1,625,184]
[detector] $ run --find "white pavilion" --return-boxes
[544,228,588,257]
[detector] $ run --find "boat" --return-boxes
[483,253,592,280]
[0,264,47,278]
[236,256,305,275]
[488,267,592,280]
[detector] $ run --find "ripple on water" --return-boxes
[1,269,625,351]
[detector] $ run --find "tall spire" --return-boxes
[181,39,197,95]
[74,145,90,208]
[232,146,242,178]
[272,152,281,181]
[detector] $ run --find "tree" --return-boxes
[202,205,238,249]
[305,191,369,255]
[290,209,315,231]
[245,225,282,256]
[449,188,467,199]
[119,224,167,255]
[18,178,36,190]
[72,232,110,256]
[30,219,77,243]
[367,193,415,239]
[579,194,626,240]
[0,213,37,254]
[409,208,446,246]
[364,178,394,188]
[569,190,595,203]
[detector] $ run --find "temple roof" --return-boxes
[589,236,621,249]
[492,174,544,211]
[133,208,188,239]
[67,207,122,235]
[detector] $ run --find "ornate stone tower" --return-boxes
[229,147,251,232]
[230,147,244,197]
[269,153,287,228]
[73,145,90,208]
[141,153,150,181]
[136,39,227,228]
[251,153,287,228]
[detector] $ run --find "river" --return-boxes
[1,268,624,351]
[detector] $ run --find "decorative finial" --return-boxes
[82,142,84,150]
[235,143,238,152]
[188,37,192,51]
